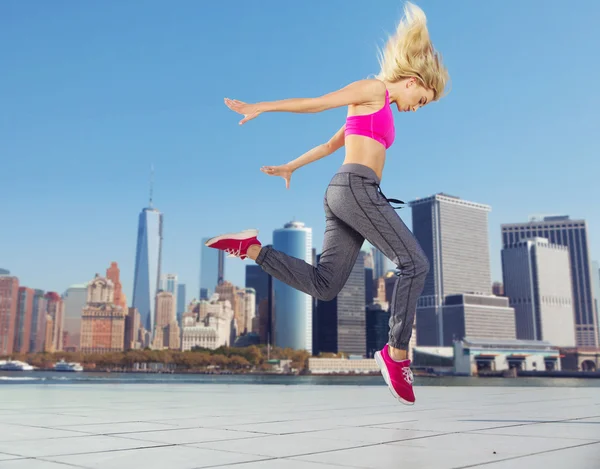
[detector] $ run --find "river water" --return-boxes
[1,371,599,387]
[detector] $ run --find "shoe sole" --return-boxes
[374,351,414,406]
[205,229,258,247]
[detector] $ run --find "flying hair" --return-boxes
[376,2,450,101]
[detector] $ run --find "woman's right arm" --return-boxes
[258,79,385,114]
[225,79,385,124]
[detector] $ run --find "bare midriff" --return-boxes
[342,135,386,181]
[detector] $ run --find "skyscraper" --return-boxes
[239,288,256,335]
[366,303,390,358]
[106,262,127,309]
[152,290,180,349]
[0,275,19,355]
[62,284,87,351]
[155,291,176,330]
[592,261,600,345]
[14,287,34,354]
[364,267,374,306]
[160,274,178,321]
[124,307,141,350]
[502,216,598,347]
[176,283,186,324]
[315,252,366,356]
[412,193,493,299]
[411,193,514,345]
[372,247,387,280]
[502,238,575,346]
[161,273,178,295]
[132,205,163,332]
[200,239,225,300]
[246,265,273,344]
[44,292,64,352]
[29,289,47,353]
[246,265,269,308]
[272,221,312,352]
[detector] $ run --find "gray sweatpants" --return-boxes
[255,163,430,350]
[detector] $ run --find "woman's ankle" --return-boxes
[388,345,408,361]
[247,244,262,260]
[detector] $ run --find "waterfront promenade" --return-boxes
[0,383,598,468]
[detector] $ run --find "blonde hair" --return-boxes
[376,2,449,101]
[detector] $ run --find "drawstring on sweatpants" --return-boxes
[376,185,405,210]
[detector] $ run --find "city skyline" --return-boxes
[4,198,600,331]
[3,195,600,357]
[2,1,599,304]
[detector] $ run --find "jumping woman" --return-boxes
[206,2,449,405]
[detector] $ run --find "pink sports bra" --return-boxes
[345,89,395,149]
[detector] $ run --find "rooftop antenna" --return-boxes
[149,164,154,208]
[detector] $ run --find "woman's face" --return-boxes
[395,77,435,112]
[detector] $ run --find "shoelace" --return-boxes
[225,242,243,258]
[402,367,414,384]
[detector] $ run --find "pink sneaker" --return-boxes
[374,344,415,405]
[205,229,261,260]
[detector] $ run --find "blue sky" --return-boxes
[1,0,599,301]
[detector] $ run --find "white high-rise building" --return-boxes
[502,238,575,346]
[502,216,598,347]
[238,288,256,335]
[272,221,313,352]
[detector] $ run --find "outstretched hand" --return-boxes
[261,164,293,189]
[224,98,262,125]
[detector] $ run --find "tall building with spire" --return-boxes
[132,169,163,332]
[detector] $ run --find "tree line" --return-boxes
[1,345,312,373]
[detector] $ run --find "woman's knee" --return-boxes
[313,268,343,301]
[415,253,430,277]
[315,281,342,301]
